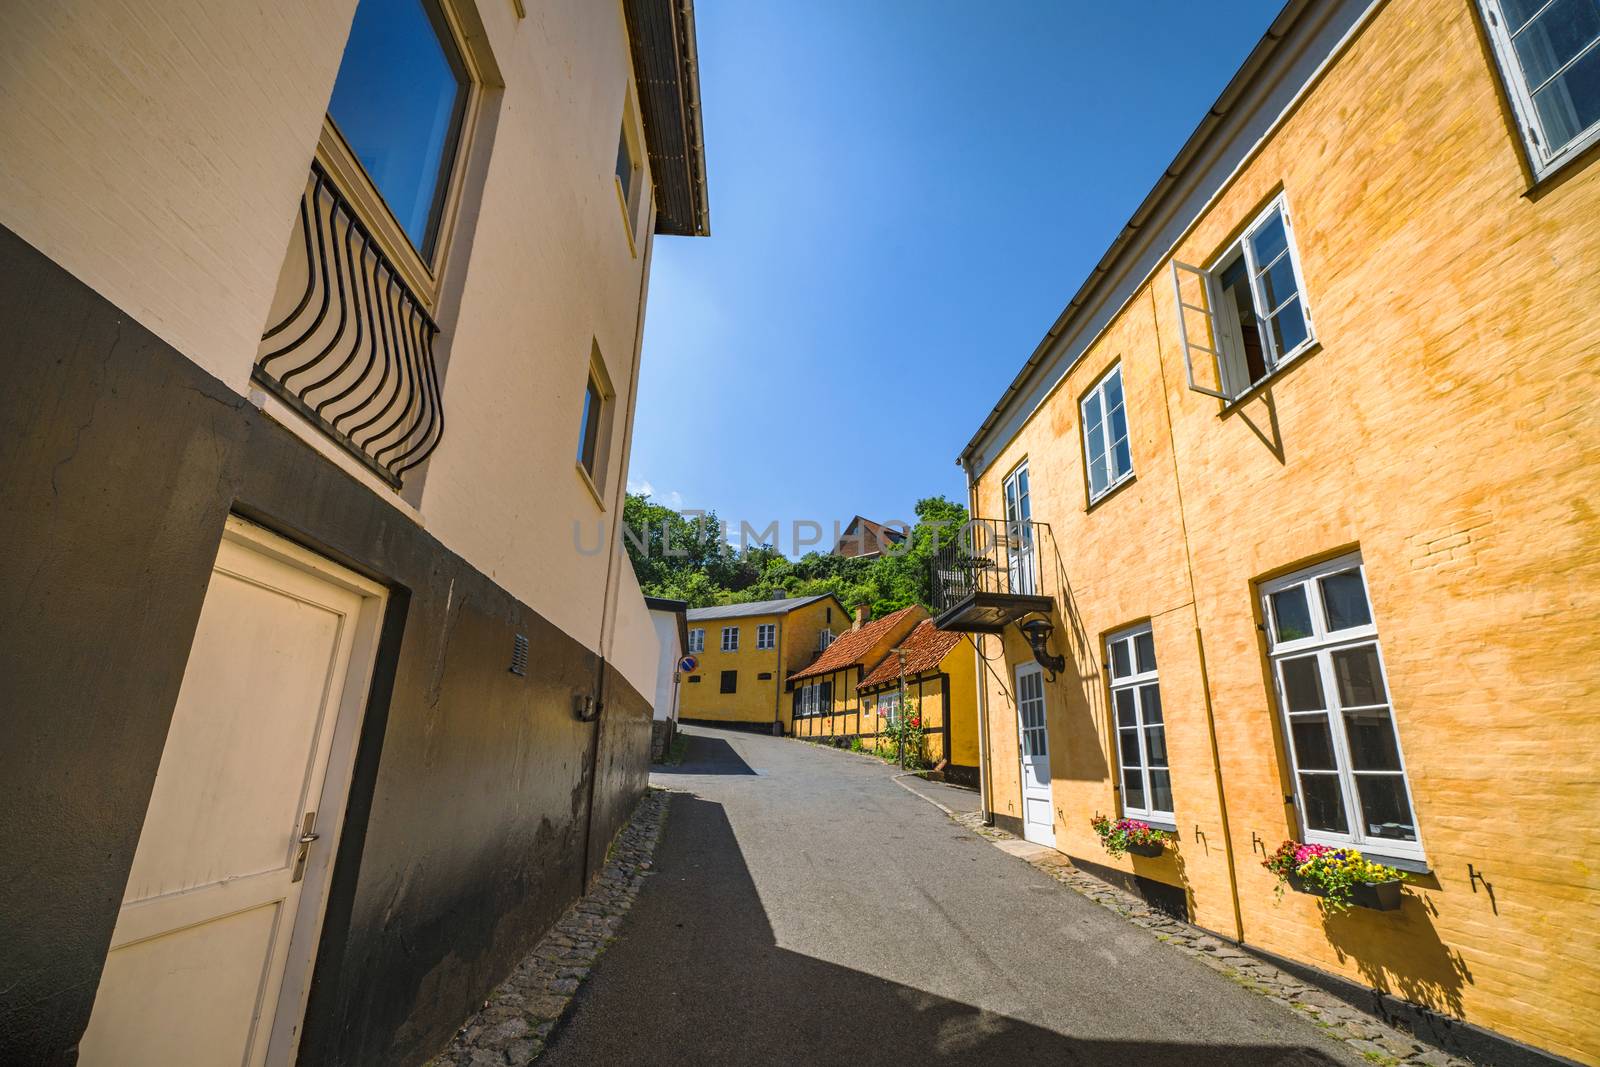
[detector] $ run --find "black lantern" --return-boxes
[1018,617,1065,679]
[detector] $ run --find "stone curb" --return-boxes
[946,811,1470,1067]
[427,788,672,1067]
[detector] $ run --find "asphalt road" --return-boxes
[541,724,1359,1066]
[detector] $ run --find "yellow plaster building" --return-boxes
[940,1,1600,1064]
[790,610,982,781]
[679,595,847,732]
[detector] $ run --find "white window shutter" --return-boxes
[1170,260,1230,399]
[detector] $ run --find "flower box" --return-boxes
[1267,841,1405,913]
[1286,872,1402,911]
[1090,814,1169,859]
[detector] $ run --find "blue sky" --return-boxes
[627,1,1284,553]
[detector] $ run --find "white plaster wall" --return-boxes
[0,0,669,674]
[648,609,683,723]
[0,0,355,394]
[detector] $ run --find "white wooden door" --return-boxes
[1015,662,1055,847]
[81,518,385,1067]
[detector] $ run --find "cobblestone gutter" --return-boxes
[951,811,1469,1067]
[428,788,671,1067]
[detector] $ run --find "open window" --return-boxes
[1479,0,1600,179]
[1172,194,1315,401]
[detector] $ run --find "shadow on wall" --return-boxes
[1321,889,1474,1020]
[538,794,1351,1067]
[1044,533,1112,784]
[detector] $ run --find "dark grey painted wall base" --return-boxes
[0,225,651,1066]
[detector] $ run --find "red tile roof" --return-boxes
[788,605,922,682]
[857,620,964,691]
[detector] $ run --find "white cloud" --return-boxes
[627,478,655,496]
[626,478,685,511]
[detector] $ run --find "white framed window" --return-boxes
[1003,461,1037,595]
[757,623,776,650]
[817,628,834,651]
[797,681,832,717]
[1081,365,1132,502]
[687,628,704,653]
[1479,0,1600,179]
[1262,552,1423,860]
[1172,194,1315,401]
[1105,624,1173,826]
[876,689,902,724]
[721,626,739,652]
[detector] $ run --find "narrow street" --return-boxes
[541,725,1360,1066]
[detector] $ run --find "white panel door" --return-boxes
[81,518,384,1067]
[1015,662,1054,847]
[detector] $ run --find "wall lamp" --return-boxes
[1018,617,1065,680]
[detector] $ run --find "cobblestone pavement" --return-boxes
[950,811,1469,1067]
[427,788,670,1067]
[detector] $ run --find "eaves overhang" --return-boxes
[624,0,711,237]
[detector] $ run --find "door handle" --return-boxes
[291,811,318,883]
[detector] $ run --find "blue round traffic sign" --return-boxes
[678,655,698,672]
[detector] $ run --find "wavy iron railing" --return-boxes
[254,162,444,487]
[930,518,1046,615]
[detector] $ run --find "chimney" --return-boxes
[853,603,870,630]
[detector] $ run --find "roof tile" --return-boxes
[857,620,964,691]
[788,605,922,682]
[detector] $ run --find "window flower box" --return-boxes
[1265,841,1405,913]
[1091,814,1169,859]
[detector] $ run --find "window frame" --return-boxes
[719,669,737,694]
[1080,363,1134,504]
[756,623,776,650]
[575,343,615,506]
[721,626,739,652]
[1478,0,1600,181]
[1002,460,1038,595]
[817,628,834,651]
[687,628,704,654]
[1261,552,1425,862]
[1172,193,1316,402]
[317,0,486,312]
[1105,623,1175,828]
[613,88,648,253]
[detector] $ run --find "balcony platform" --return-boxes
[933,591,1055,635]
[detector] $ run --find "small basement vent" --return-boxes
[510,634,529,676]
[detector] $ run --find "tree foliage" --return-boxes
[621,494,969,614]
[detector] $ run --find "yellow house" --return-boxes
[940,1,1600,1064]
[680,595,847,732]
[855,619,982,784]
[788,605,925,741]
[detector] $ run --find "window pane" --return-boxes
[1513,0,1600,86]
[1118,729,1142,769]
[1502,0,1555,30]
[1271,585,1314,642]
[1279,655,1325,712]
[1139,683,1163,724]
[1332,645,1387,707]
[1134,632,1156,673]
[1249,211,1289,269]
[1143,725,1168,767]
[1103,368,1124,410]
[1532,40,1600,148]
[1122,769,1146,811]
[1259,252,1299,312]
[1353,774,1417,841]
[1319,569,1372,630]
[1299,773,1349,833]
[1290,716,1338,770]
[1110,639,1131,680]
[1089,449,1109,495]
[1148,769,1174,814]
[1112,437,1132,480]
[616,126,634,205]
[1269,297,1310,356]
[327,0,468,254]
[1343,707,1403,771]
[1082,392,1103,437]
[579,379,602,472]
[1114,687,1137,727]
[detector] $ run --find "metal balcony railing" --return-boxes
[931,518,1053,633]
[253,162,444,487]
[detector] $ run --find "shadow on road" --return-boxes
[543,794,1348,1066]
[652,733,758,776]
